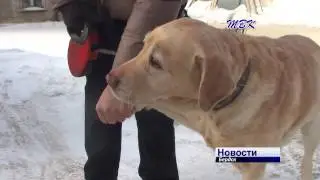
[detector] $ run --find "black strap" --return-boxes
[213,62,251,111]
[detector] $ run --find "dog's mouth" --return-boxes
[109,87,134,104]
[110,87,169,107]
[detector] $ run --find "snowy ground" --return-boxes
[0,21,320,180]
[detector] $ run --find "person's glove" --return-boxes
[57,1,89,44]
[54,0,104,44]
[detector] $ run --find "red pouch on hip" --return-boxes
[67,32,99,77]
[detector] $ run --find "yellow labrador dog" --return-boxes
[107,18,320,180]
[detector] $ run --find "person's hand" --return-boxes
[96,86,135,124]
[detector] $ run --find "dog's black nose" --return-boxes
[107,71,121,89]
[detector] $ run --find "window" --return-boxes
[23,0,43,8]
[21,0,46,11]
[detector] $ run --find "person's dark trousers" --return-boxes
[84,20,179,180]
[136,110,178,180]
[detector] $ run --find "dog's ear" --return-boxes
[196,54,235,111]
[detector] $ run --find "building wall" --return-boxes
[0,0,61,23]
[0,0,15,22]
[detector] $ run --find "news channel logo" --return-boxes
[215,147,281,163]
[226,19,256,30]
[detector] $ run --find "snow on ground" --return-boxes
[187,0,320,27]
[0,21,319,179]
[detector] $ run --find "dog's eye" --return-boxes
[149,55,162,70]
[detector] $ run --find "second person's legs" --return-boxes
[84,56,122,180]
[136,109,179,180]
[84,20,127,180]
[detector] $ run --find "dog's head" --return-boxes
[108,18,248,111]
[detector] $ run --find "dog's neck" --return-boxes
[213,61,251,111]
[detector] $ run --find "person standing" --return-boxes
[53,0,188,180]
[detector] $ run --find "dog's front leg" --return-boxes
[233,163,266,180]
